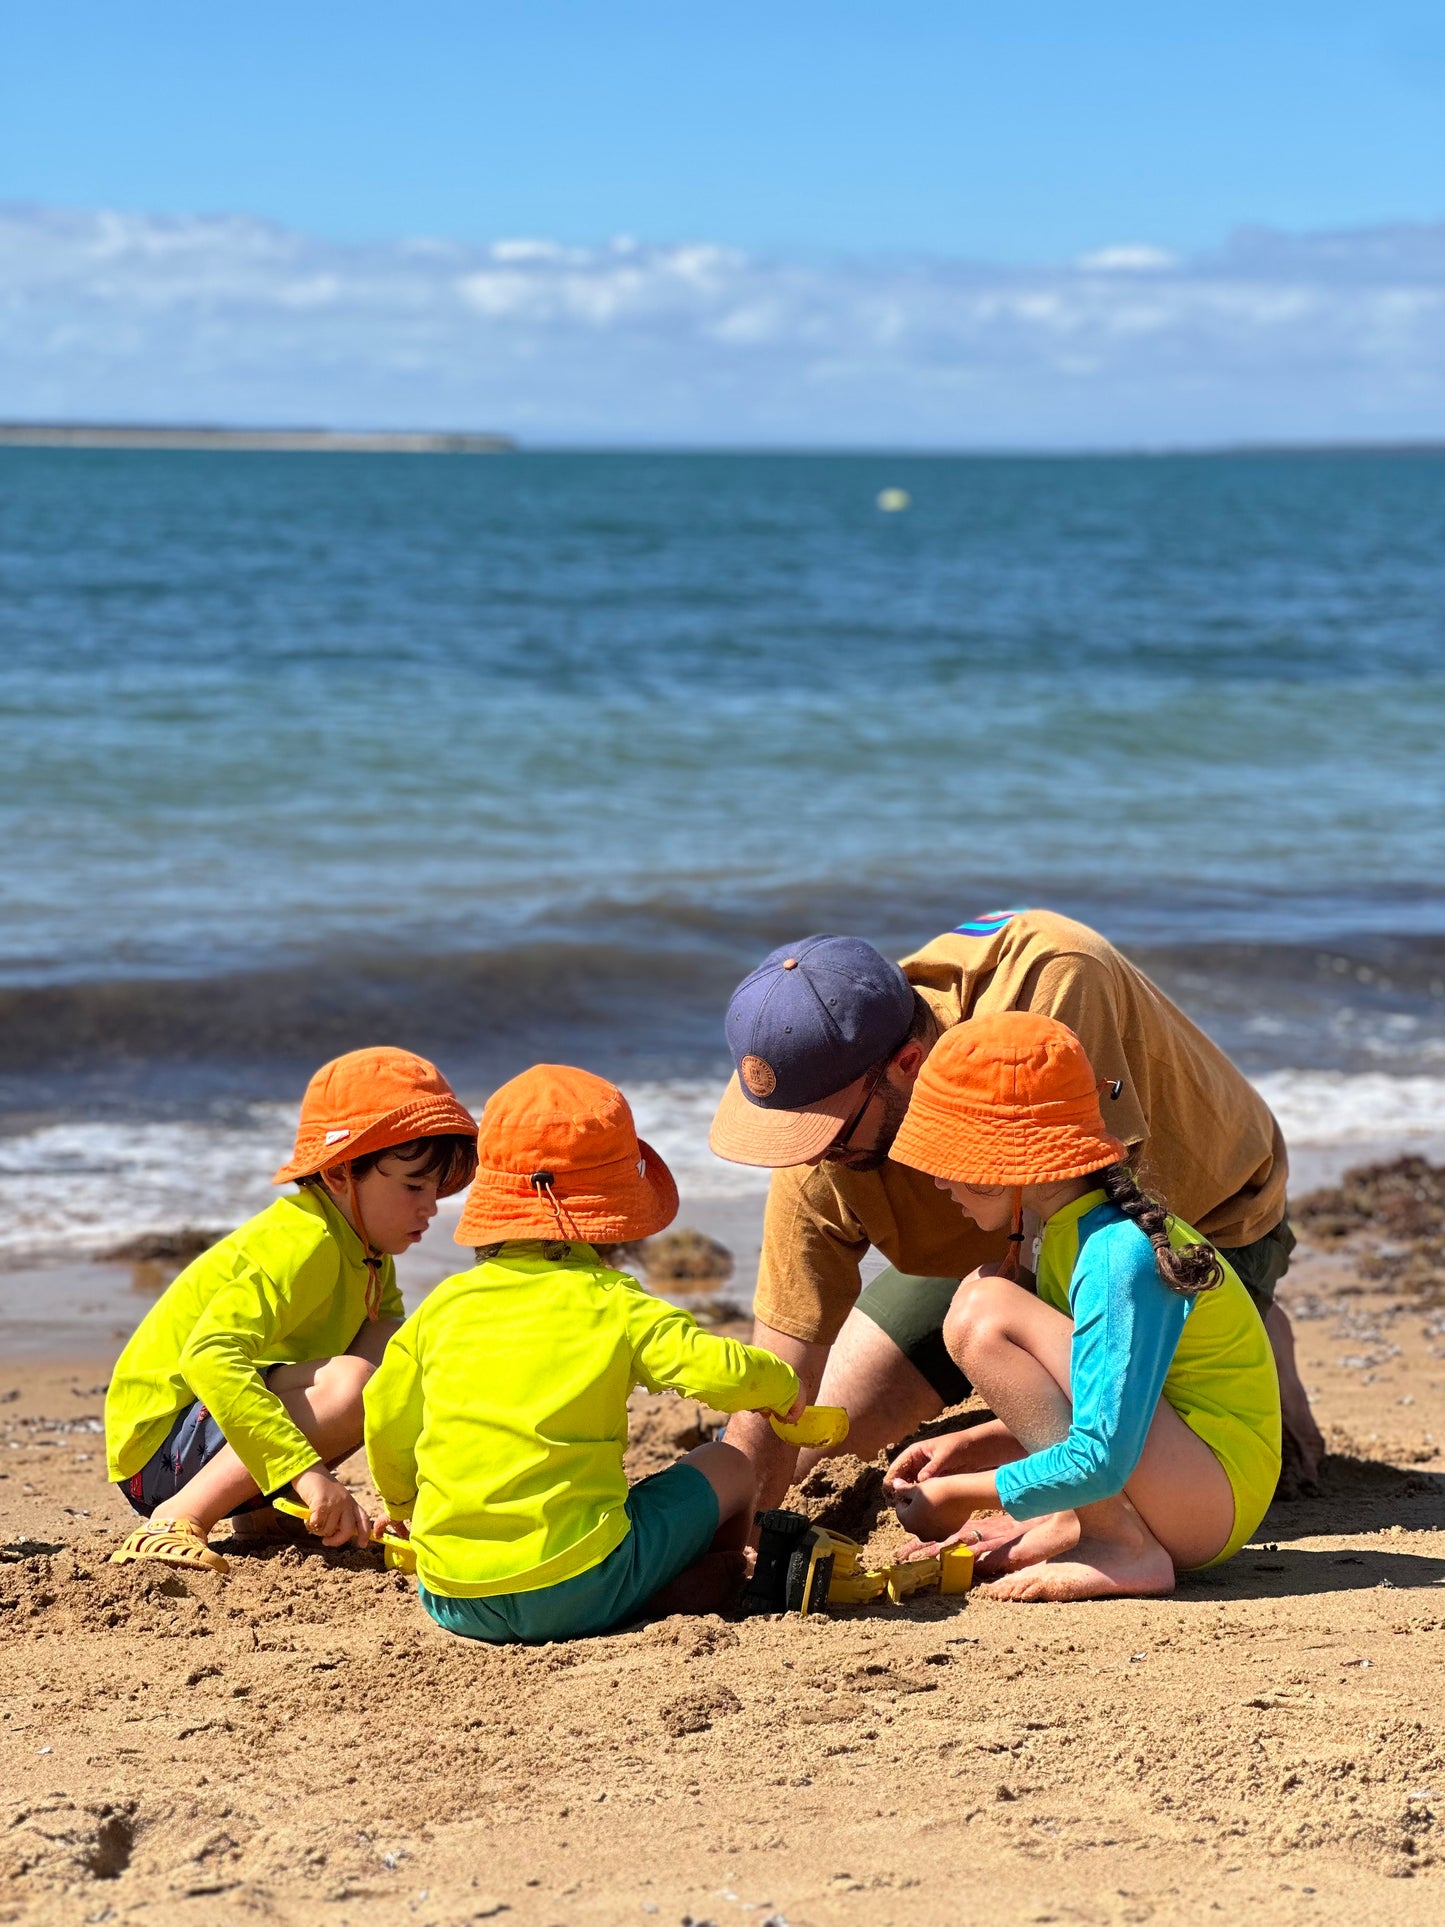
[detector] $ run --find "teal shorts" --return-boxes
[419,1460,720,1645]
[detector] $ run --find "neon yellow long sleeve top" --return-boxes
[364,1240,800,1598]
[105,1188,402,1496]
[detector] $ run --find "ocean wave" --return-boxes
[0,1079,766,1261]
[1252,1070,1445,1144]
[4,1070,1444,1263]
[5,929,1445,1118]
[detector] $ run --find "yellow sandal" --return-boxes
[111,1518,229,1575]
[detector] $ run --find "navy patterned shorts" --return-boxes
[119,1401,272,1518]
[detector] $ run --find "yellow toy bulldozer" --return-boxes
[742,1508,973,1619]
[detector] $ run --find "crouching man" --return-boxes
[708,909,1322,1510]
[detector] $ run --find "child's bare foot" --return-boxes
[226,1505,312,1547]
[981,1514,1175,1602]
[972,1509,1081,1577]
[644,1549,749,1619]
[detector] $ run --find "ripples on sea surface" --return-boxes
[3,447,1445,1221]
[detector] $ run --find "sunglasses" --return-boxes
[825,1058,892,1156]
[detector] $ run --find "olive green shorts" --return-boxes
[854,1215,1295,1405]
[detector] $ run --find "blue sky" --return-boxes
[2,4,1443,443]
[4,3,1443,256]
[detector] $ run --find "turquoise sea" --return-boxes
[2,447,1445,1249]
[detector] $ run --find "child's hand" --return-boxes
[293,1466,372,1548]
[884,1421,1007,1492]
[888,1472,988,1546]
[375,1516,410,1542]
[888,1478,931,1537]
[774,1386,808,1426]
[884,1437,966,1494]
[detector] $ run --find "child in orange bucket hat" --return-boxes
[106,1047,477,1573]
[364,1064,805,1642]
[881,1012,1281,1601]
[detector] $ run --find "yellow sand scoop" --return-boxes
[768,1404,850,1450]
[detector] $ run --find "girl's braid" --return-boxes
[1101,1163,1223,1297]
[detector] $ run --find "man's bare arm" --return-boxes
[722,1320,831,1512]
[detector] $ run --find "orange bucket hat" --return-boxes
[455,1065,678,1248]
[272,1047,478,1190]
[891,1012,1127,1186]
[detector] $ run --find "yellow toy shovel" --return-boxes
[768,1404,850,1450]
[272,1494,417,1573]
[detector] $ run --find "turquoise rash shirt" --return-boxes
[994,1200,1190,1519]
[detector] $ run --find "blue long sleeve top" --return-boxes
[994,1196,1191,1519]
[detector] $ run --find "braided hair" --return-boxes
[1100,1163,1224,1297]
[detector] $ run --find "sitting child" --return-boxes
[882,1012,1281,1601]
[364,1063,804,1642]
[105,1047,477,1572]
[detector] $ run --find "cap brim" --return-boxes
[707,1070,872,1169]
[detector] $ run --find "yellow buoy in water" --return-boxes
[876,487,911,512]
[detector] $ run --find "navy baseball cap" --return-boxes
[709,935,916,1167]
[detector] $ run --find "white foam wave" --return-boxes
[1252,1070,1445,1145]
[0,1079,765,1261]
[0,1107,297,1258]
[6,1070,1443,1262]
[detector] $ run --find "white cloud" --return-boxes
[1,204,1444,444]
[1075,244,1179,273]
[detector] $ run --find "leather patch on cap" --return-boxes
[741,1054,777,1098]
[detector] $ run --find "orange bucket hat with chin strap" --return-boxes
[273,1046,478,1189]
[455,1064,678,1249]
[891,1011,1127,1188]
[273,1046,478,1317]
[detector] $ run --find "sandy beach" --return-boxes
[3,1165,1443,1927]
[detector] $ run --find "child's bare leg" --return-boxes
[682,1440,755,1552]
[150,1354,377,1534]
[940,1272,1234,1598]
[987,1400,1229,1601]
[643,1441,754,1617]
[889,1278,1085,1570]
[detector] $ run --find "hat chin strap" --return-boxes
[1000,1187,1025,1282]
[529,1172,584,1244]
[345,1170,385,1320]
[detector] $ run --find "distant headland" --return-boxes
[0,423,515,453]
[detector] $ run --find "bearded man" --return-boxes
[708,908,1322,1511]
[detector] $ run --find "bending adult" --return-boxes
[708,908,1322,1510]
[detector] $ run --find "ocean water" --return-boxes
[3,446,1445,1252]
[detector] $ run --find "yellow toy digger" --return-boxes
[742,1507,973,1618]
[751,1404,973,1616]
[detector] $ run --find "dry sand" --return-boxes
[3,1201,1444,1925]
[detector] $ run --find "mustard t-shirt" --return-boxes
[754,909,1287,1346]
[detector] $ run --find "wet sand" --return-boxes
[3,1199,1444,1924]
